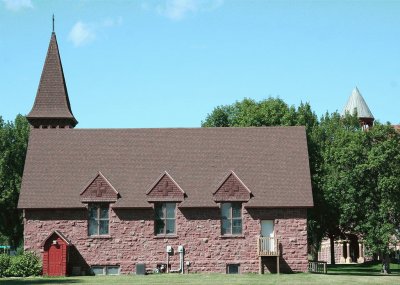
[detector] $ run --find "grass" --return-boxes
[1,262,400,285]
[329,261,400,276]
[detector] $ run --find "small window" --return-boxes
[155,203,176,235]
[106,266,120,275]
[91,265,120,275]
[91,266,105,275]
[221,203,242,235]
[227,264,240,274]
[88,203,109,236]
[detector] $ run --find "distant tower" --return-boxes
[26,28,78,129]
[342,87,374,129]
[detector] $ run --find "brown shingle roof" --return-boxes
[26,32,77,127]
[18,127,313,209]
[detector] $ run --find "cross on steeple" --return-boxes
[93,180,107,197]
[160,180,173,196]
[52,14,55,33]
[225,184,240,196]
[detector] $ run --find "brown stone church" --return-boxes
[17,31,313,276]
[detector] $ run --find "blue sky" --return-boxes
[1,0,399,128]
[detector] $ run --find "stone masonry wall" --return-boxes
[318,239,343,264]
[24,207,308,274]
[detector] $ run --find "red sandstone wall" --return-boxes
[24,207,308,274]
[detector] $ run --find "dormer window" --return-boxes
[80,172,119,237]
[213,171,250,236]
[155,202,176,236]
[88,203,109,236]
[146,172,184,237]
[221,202,242,235]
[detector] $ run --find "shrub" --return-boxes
[6,252,42,277]
[15,245,25,256]
[0,254,11,277]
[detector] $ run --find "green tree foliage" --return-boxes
[345,124,400,273]
[313,112,363,262]
[319,113,363,231]
[202,97,300,127]
[316,118,400,271]
[0,115,29,247]
[0,252,41,277]
[0,254,11,277]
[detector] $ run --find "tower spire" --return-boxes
[27,30,78,129]
[342,87,374,129]
[52,14,55,33]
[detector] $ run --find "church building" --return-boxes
[18,31,313,276]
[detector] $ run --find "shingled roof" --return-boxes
[18,127,313,209]
[26,32,77,127]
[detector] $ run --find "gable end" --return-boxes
[40,230,71,247]
[146,172,185,202]
[213,171,251,202]
[80,172,119,203]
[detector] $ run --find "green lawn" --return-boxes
[1,262,399,285]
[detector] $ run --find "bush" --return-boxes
[0,254,11,277]
[1,252,41,277]
[15,245,25,256]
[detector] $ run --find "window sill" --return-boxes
[219,235,245,239]
[88,235,112,239]
[153,235,178,239]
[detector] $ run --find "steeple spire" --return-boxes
[52,14,55,33]
[27,30,78,129]
[342,87,374,129]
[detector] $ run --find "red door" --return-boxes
[48,242,63,276]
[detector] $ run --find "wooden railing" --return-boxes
[308,261,327,274]
[257,237,279,256]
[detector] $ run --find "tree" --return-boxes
[315,112,364,263]
[340,124,400,273]
[202,97,299,127]
[0,115,30,247]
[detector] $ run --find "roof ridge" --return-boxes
[30,126,306,131]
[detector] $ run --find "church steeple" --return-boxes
[342,87,374,129]
[27,28,78,129]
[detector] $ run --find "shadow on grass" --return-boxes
[0,278,82,285]
[327,261,400,276]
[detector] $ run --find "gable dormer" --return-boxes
[146,172,185,202]
[26,32,78,129]
[80,172,119,203]
[213,171,251,202]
